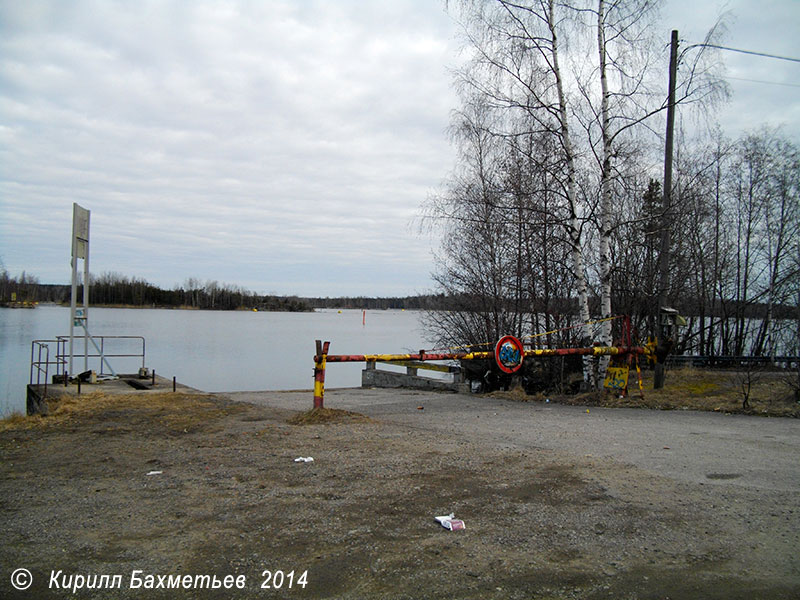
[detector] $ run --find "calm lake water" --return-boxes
[0,305,436,416]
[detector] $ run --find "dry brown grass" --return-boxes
[487,385,532,403]
[0,392,243,433]
[0,412,44,432]
[287,406,373,426]
[556,367,799,417]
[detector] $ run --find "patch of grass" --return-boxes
[679,380,720,395]
[287,407,373,426]
[0,392,243,433]
[546,367,800,417]
[0,412,46,432]
[487,386,532,402]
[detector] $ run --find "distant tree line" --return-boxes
[304,295,445,310]
[0,270,314,312]
[3,265,796,325]
[0,269,42,303]
[0,268,447,312]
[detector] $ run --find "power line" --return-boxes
[688,43,800,64]
[724,75,800,88]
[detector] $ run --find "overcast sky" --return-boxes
[1,0,798,297]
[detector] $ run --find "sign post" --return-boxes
[69,203,90,375]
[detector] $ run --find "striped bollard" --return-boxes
[313,340,330,409]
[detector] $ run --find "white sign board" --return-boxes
[70,203,91,372]
[72,203,90,259]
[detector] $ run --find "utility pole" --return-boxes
[654,29,678,389]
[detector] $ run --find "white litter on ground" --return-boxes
[435,513,465,531]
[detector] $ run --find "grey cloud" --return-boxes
[2,0,797,295]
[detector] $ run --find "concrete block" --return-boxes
[362,368,469,393]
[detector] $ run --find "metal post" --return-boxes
[42,344,49,399]
[655,29,679,390]
[313,340,330,409]
[83,210,90,373]
[69,203,90,375]
[30,342,35,387]
[69,255,76,375]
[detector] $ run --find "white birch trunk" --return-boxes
[597,0,613,379]
[548,0,594,387]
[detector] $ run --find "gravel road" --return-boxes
[229,387,800,493]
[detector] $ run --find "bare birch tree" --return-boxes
[587,0,660,370]
[430,0,741,391]
[447,0,596,384]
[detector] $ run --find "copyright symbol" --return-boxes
[11,568,33,591]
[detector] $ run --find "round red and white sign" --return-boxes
[495,335,524,374]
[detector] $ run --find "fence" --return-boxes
[666,355,800,369]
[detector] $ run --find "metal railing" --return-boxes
[29,341,56,397]
[30,335,146,383]
[666,355,800,369]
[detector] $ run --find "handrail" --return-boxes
[30,335,146,382]
[30,338,67,385]
[29,341,52,397]
[55,335,146,376]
